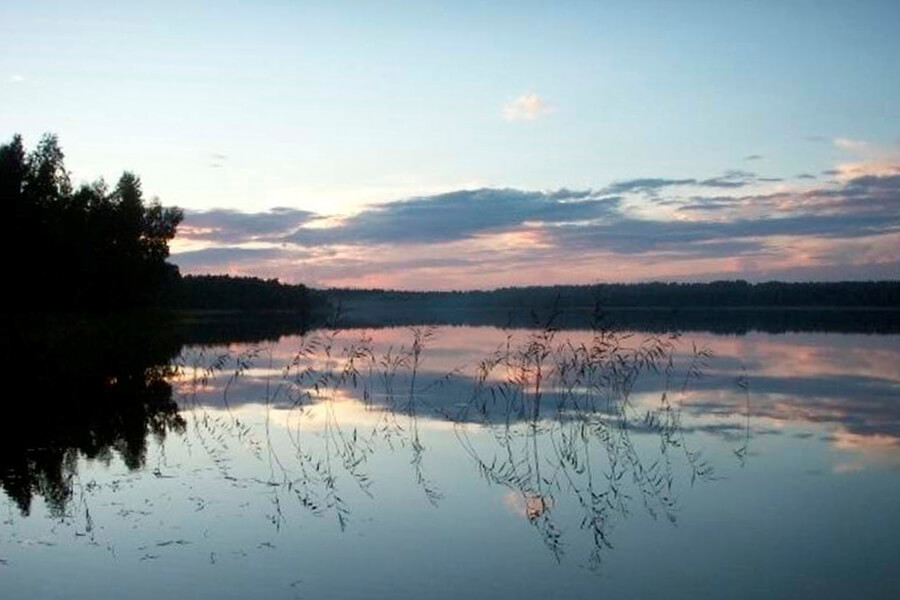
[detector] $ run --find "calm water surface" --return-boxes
[2,324,899,599]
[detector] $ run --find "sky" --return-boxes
[2,0,899,288]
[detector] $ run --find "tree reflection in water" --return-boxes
[0,315,185,517]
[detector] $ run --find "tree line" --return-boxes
[174,274,311,314]
[325,280,900,310]
[1,133,312,314]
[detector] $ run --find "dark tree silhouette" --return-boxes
[175,274,311,312]
[1,133,183,310]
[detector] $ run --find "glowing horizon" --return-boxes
[168,152,900,288]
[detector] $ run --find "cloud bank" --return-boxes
[171,162,900,289]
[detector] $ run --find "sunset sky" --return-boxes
[3,0,899,288]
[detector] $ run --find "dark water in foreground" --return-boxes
[2,316,899,599]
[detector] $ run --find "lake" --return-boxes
[2,315,899,599]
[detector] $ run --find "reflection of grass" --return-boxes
[176,315,728,568]
[734,368,751,466]
[448,314,718,566]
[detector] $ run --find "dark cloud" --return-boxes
[676,196,739,212]
[172,246,293,271]
[796,173,817,179]
[545,188,596,200]
[283,188,622,246]
[838,173,900,195]
[698,170,757,188]
[174,171,900,276]
[601,170,766,196]
[601,178,696,195]
[182,208,318,244]
[744,154,764,161]
[551,172,900,255]
[554,209,897,257]
[811,173,900,214]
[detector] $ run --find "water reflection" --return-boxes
[171,323,729,566]
[168,322,900,567]
[179,325,900,459]
[3,316,900,597]
[1,315,184,516]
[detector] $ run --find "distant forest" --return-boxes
[320,281,900,333]
[174,274,310,313]
[324,280,900,310]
